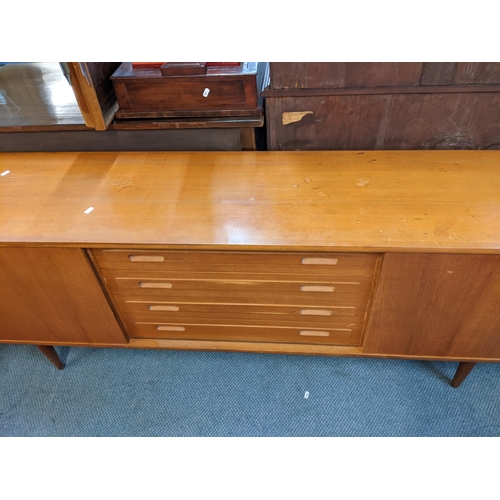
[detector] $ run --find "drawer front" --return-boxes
[93,250,378,277]
[120,300,368,325]
[94,249,377,345]
[122,79,249,110]
[127,321,363,346]
[104,275,373,307]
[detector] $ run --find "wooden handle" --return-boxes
[300,285,335,292]
[301,257,338,265]
[299,309,333,316]
[156,325,185,331]
[139,282,172,288]
[129,255,165,262]
[299,330,330,337]
[148,305,179,311]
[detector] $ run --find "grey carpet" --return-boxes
[1,344,499,436]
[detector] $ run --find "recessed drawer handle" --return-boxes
[139,282,172,289]
[301,258,338,265]
[299,309,333,316]
[156,325,185,331]
[299,330,331,337]
[148,305,179,311]
[300,285,335,292]
[129,255,165,262]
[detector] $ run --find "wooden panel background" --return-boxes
[267,93,500,150]
[270,63,424,89]
[269,62,500,89]
[453,63,500,85]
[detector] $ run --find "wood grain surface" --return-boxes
[269,63,424,89]
[127,321,363,346]
[266,93,500,150]
[0,247,126,344]
[363,253,500,358]
[120,301,368,323]
[268,62,500,90]
[1,151,499,253]
[93,249,377,275]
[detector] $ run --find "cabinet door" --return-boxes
[68,62,121,130]
[0,248,127,344]
[363,253,500,359]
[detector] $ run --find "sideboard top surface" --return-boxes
[0,151,499,252]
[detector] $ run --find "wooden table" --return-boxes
[1,151,499,387]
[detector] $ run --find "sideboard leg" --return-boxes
[36,345,65,370]
[451,362,476,388]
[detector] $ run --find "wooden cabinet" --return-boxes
[263,63,500,151]
[0,151,499,380]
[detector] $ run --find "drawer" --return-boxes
[119,300,368,325]
[93,250,378,277]
[104,275,374,307]
[127,320,363,346]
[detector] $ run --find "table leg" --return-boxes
[451,362,476,388]
[36,345,65,370]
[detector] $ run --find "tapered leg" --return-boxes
[451,362,476,388]
[36,345,65,370]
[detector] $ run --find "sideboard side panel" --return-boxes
[0,247,127,344]
[363,253,500,358]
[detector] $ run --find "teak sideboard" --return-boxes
[1,151,499,387]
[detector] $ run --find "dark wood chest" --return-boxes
[111,62,268,120]
[263,63,500,151]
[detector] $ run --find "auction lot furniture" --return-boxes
[0,62,268,152]
[0,151,499,387]
[263,62,500,151]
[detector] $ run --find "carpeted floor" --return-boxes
[1,343,499,436]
